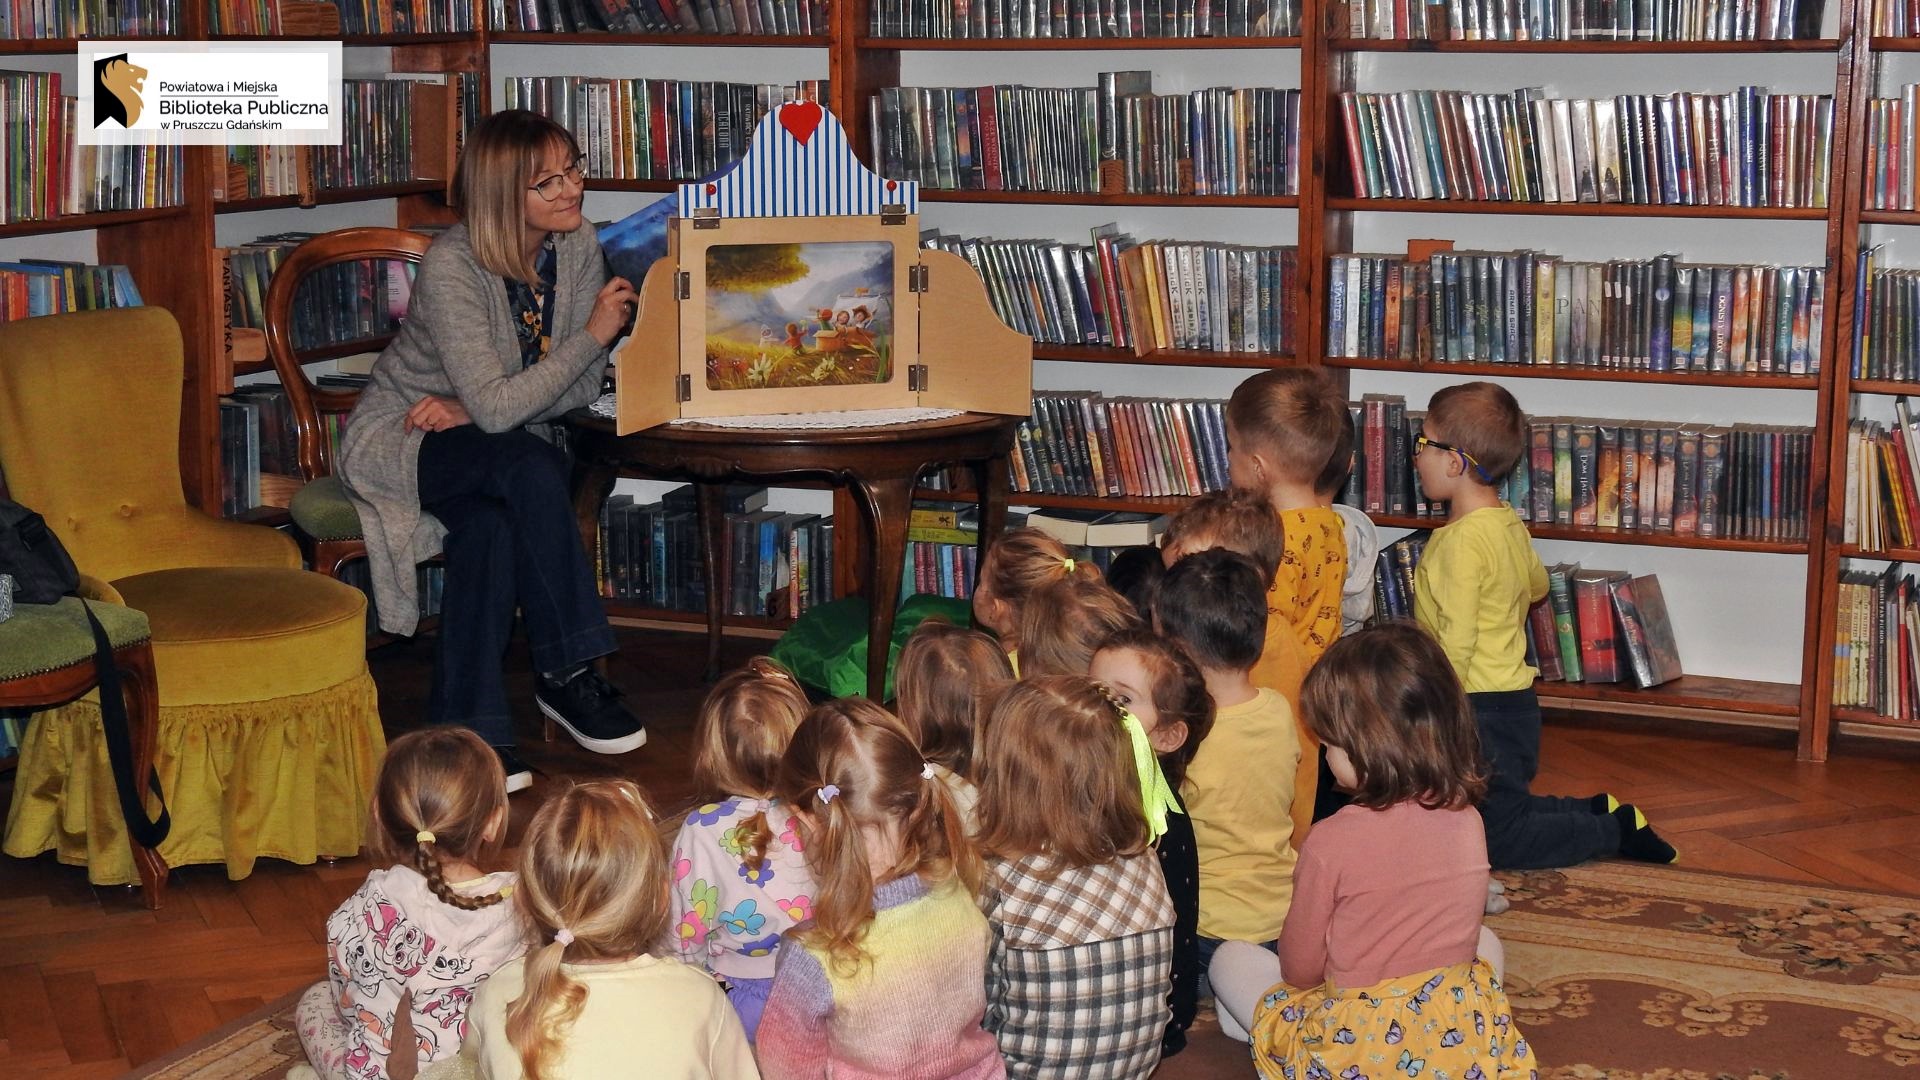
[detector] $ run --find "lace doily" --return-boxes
[588,395,962,430]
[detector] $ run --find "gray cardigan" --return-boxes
[339,223,610,635]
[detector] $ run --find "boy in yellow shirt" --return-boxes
[1225,369,1376,843]
[1413,382,1676,870]
[1154,547,1299,960]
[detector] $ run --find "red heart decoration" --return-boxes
[779,100,824,147]
[706,183,717,194]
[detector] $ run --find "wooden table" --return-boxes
[569,411,1019,699]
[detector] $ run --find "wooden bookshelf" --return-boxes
[1832,705,1920,728]
[0,207,188,239]
[489,31,828,45]
[230,334,394,377]
[1328,356,1821,390]
[1869,36,1920,50]
[216,180,452,214]
[1857,209,1920,225]
[1369,514,1810,554]
[1836,544,1920,561]
[0,36,186,53]
[603,603,796,638]
[1844,378,1920,396]
[207,31,476,43]
[1540,675,1800,718]
[923,190,1301,207]
[1032,343,1300,368]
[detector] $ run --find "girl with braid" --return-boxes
[295,728,523,1079]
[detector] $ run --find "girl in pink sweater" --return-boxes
[1211,622,1538,1079]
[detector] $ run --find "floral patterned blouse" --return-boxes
[504,236,557,370]
[670,795,818,983]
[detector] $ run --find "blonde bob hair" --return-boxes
[457,109,581,283]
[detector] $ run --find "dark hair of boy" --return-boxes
[1300,621,1489,812]
[1153,548,1267,673]
[1225,369,1355,496]
[1161,488,1284,586]
[1425,381,1528,483]
[1104,545,1166,620]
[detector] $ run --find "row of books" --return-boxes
[921,227,1299,355]
[1345,395,1816,541]
[217,75,474,203]
[903,540,981,601]
[870,80,1301,196]
[1833,564,1920,720]
[1864,87,1920,213]
[215,380,355,520]
[1,73,184,222]
[868,0,1302,37]
[339,562,447,632]
[1340,0,1823,40]
[1852,251,1920,382]
[1872,0,1920,35]
[1840,399,1920,552]
[1327,250,1826,376]
[0,260,142,322]
[1339,88,1835,209]
[226,232,415,352]
[2,0,178,36]
[1370,535,1684,687]
[205,0,450,32]
[596,486,837,619]
[489,0,827,34]
[504,78,829,184]
[1009,391,1231,498]
[311,80,438,191]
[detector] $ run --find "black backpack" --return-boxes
[0,496,170,849]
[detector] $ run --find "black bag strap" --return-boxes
[80,600,170,850]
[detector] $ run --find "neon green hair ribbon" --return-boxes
[1119,708,1182,843]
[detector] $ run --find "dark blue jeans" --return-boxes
[1472,688,1620,870]
[417,426,615,747]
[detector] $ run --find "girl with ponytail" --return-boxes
[972,527,1108,676]
[756,699,1002,1080]
[466,780,758,1079]
[294,727,522,1079]
[669,657,815,1041]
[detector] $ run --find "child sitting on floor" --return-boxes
[295,727,522,1080]
[757,699,1002,1080]
[1210,622,1534,1080]
[894,621,1015,827]
[972,675,1178,1079]
[670,657,816,1042]
[971,527,1095,675]
[1014,571,1142,678]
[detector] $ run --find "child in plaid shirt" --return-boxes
[973,675,1179,1079]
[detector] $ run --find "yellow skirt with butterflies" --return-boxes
[1249,958,1538,1080]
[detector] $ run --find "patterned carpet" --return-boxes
[129,862,1920,1079]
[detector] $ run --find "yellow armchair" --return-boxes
[0,307,387,886]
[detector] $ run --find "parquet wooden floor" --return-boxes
[3,626,1919,1078]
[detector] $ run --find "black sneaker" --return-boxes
[495,746,534,794]
[536,667,647,755]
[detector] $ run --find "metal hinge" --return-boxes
[691,206,722,230]
[675,271,691,300]
[881,203,909,225]
[677,374,692,402]
[907,364,928,392]
[908,264,929,293]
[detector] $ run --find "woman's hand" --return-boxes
[587,276,638,347]
[405,395,473,433]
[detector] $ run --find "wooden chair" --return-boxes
[266,227,434,581]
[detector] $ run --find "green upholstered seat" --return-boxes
[288,475,364,542]
[771,593,974,700]
[0,597,151,681]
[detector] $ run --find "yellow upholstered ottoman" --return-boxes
[4,567,385,885]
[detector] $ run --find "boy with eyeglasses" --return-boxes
[1413,382,1676,873]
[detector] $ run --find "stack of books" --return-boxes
[0,260,143,322]
[503,78,829,183]
[596,486,836,620]
[1009,391,1231,498]
[1327,249,1825,376]
[1339,87,1834,208]
[1842,398,1920,552]
[1834,564,1920,720]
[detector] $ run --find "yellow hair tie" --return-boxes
[1062,557,1076,573]
[416,830,436,844]
[1119,709,1182,843]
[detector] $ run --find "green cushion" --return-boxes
[771,594,973,700]
[0,597,150,680]
[289,475,363,542]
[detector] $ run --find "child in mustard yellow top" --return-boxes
[1413,382,1677,871]
[1224,369,1376,844]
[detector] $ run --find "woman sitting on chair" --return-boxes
[339,109,646,791]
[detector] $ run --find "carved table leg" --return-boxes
[696,482,728,682]
[853,475,916,702]
[968,453,1010,592]
[120,642,168,910]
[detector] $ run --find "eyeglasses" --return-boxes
[1414,433,1494,484]
[529,155,587,201]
